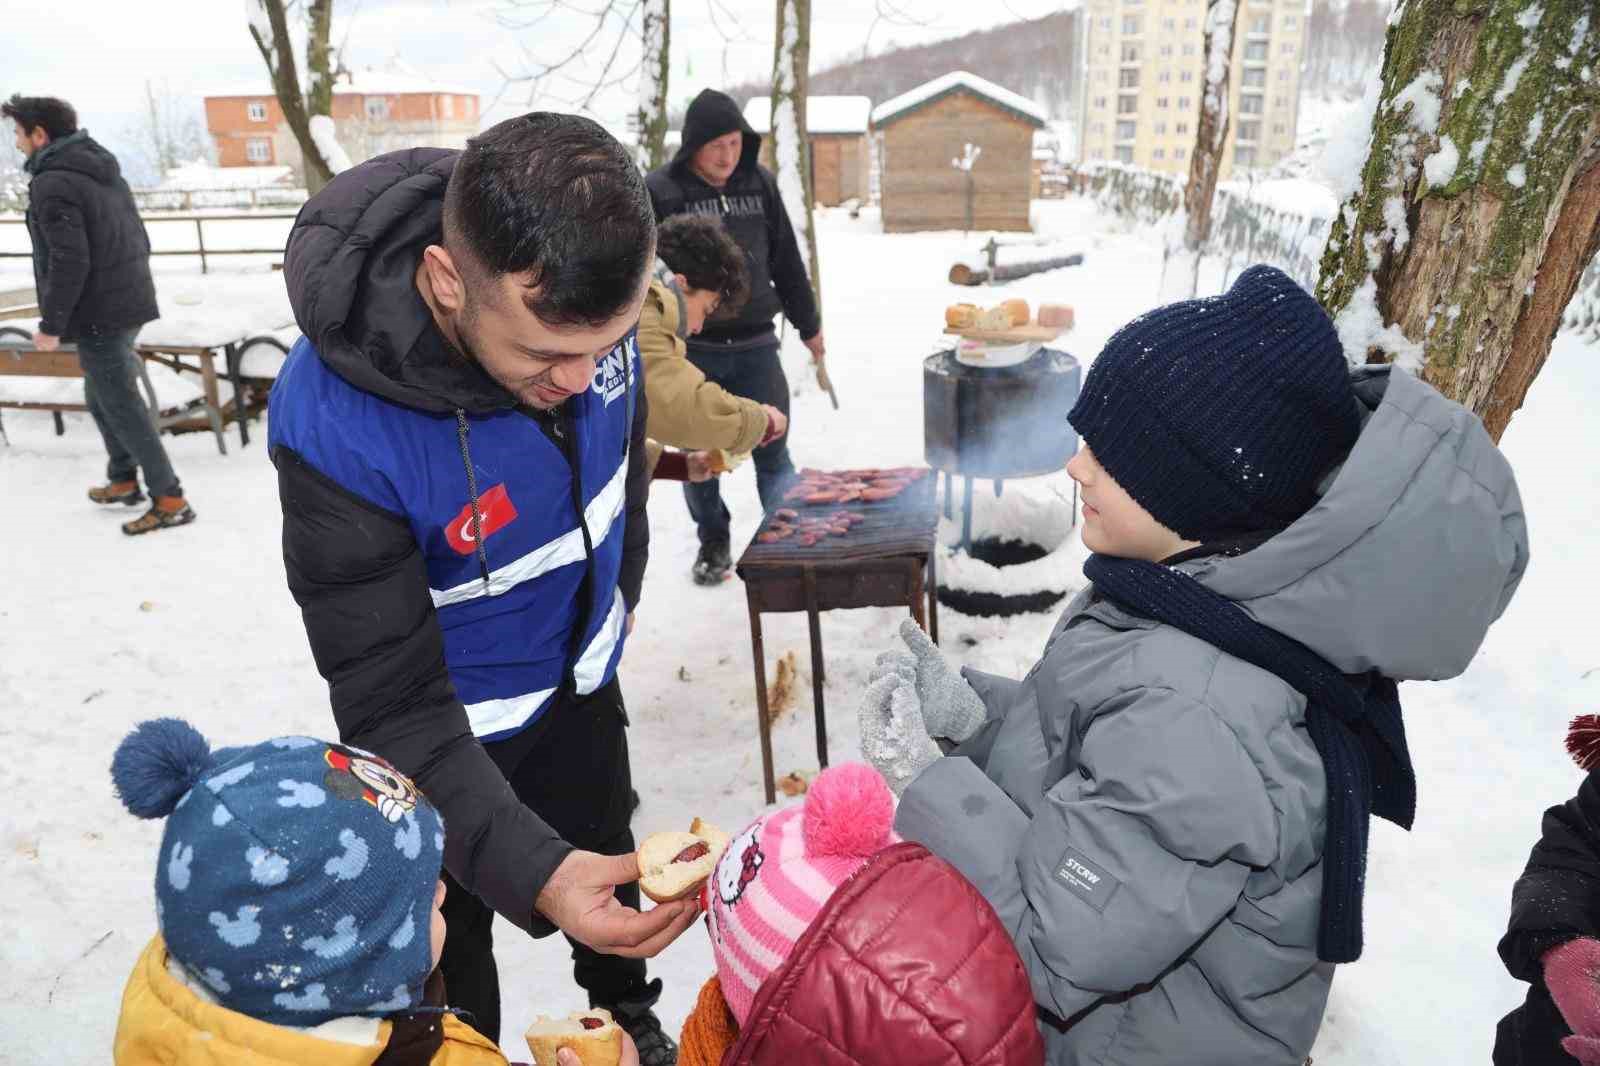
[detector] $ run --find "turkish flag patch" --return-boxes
[445,483,519,556]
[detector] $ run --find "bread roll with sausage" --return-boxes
[526,1009,623,1066]
[637,819,731,903]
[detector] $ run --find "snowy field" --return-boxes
[2,198,1596,1064]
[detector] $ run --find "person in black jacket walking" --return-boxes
[5,94,192,535]
[267,114,697,1065]
[1495,717,1600,1066]
[646,88,822,586]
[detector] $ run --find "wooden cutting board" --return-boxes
[943,323,1064,343]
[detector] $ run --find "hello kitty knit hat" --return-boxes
[704,762,897,1024]
[110,718,446,1025]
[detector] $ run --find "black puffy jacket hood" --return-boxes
[670,89,760,182]
[282,148,517,415]
[25,130,121,185]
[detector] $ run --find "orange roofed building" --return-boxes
[205,67,480,182]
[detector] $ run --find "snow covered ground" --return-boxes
[1,198,1595,1064]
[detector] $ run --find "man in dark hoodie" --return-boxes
[5,94,192,535]
[646,88,822,586]
[266,113,697,1066]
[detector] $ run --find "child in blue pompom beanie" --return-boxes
[109,717,518,1064]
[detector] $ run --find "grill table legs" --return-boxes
[746,589,778,805]
[743,551,938,802]
[803,568,828,772]
[909,558,926,631]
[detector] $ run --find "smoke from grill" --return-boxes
[923,348,1081,478]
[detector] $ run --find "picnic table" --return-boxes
[0,278,297,453]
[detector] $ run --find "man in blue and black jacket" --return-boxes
[646,88,822,585]
[267,113,696,1065]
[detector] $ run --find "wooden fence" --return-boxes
[0,213,295,274]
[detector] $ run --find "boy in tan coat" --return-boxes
[641,215,786,496]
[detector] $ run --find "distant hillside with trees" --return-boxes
[702,10,1080,125]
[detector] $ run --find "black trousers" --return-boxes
[438,678,644,1045]
[681,343,796,547]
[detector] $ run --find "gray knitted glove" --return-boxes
[857,673,941,796]
[884,618,987,744]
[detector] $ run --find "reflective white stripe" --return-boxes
[573,589,625,695]
[462,686,558,738]
[430,459,628,609]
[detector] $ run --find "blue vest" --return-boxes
[269,336,639,742]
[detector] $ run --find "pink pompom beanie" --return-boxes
[703,762,897,1024]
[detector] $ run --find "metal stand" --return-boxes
[743,551,941,804]
[961,474,975,550]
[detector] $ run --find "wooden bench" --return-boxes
[0,327,292,453]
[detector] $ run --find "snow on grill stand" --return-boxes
[924,344,1083,617]
[735,473,940,803]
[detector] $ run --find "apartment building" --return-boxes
[1075,0,1308,178]
[205,68,479,178]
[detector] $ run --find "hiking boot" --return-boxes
[691,543,732,586]
[88,480,145,506]
[596,979,677,1066]
[122,496,196,536]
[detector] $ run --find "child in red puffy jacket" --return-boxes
[1495,716,1600,1066]
[676,762,1043,1066]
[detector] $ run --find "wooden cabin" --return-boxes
[871,71,1046,233]
[743,95,872,207]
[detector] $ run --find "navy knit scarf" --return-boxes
[1083,554,1415,963]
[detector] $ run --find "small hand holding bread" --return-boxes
[526,1009,623,1066]
[637,818,731,903]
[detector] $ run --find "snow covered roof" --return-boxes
[159,161,297,190]
[870,71,1047,129]
[742,96,872,135]
[205,69,477,99]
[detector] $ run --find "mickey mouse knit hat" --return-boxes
[111,718,445,1026]
[704,762,897,1024]
[1067,265,1361,541]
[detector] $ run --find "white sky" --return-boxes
[0,0,1072,178]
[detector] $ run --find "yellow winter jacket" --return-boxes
[639,278,770,477]
[114,936,507,1066]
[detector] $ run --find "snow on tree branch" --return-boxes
[308,115,353,175]
[772,0,808,275]
[1202,0,1236,152]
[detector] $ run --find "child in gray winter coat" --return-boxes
[860,265,1529,1066]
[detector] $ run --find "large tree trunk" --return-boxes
[1314,0,1600,442]
[246,0,337,192]
[771,0,821,308]
[305,0,335,120]
[636,0,671,171]
[1160,0,1242,301]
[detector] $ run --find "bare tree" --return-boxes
[1160,0,1241,301]
[770,0,820,306]
[493,0,645,113]
[492,0,680,170]
[1302,0,1390,100]
[246,0,339,191]
[1315,0,1600,442]
[129,80,212,180]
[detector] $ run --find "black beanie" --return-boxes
[1067,265,1360,541]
